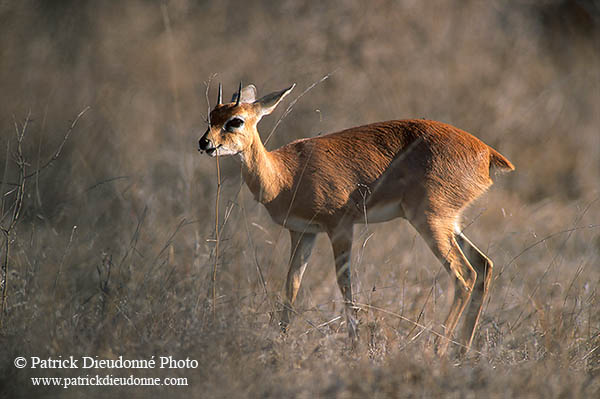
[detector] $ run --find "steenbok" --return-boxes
[198,83,514,355]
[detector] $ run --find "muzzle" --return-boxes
[198,129,216,155]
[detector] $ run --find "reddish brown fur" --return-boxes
[259,120,513,228]
[199,85,514,355]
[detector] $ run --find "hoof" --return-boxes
[434,336,450,357]
[279,320,289,334]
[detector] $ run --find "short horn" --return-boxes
[217,83,222,105]
[235,81,242,106]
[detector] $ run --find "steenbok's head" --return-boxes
[198,82,294,157]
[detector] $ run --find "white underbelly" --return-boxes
[271,202,404,233]
[364,202,404,223]
[281,215,324,233]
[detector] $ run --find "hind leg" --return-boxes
[455,232,493,350]
[410,215,477,356]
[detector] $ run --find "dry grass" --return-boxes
[1,0,599,397]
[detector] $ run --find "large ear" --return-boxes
[231,84,257,104]
[254,84,295,117]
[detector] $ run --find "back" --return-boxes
[273,119,508,220]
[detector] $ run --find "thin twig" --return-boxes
[0,141,10,220]
[355,302,482,355]
[0,111,31,322]
[302,315,342,335]
[509,197,599,331]
[1,231,9,319]
[35,104,48,208]
[0,108,89,324]
[203,76,222,319]
[264,71,336,145]
[84,176,130,193]
[497,224,600,279]
[53,225,77,295]
[213,154,221,319]
[205,73,217,125]
[1,107,90,187]
[25,106,90,181]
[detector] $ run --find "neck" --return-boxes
[240,136,285,204]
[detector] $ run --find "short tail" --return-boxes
[489,147,515,174]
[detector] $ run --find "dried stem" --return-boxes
[212,154,221,319]
[264,71,336,145]
[0,107,89,325]
[203,76,222,319]
[0,110,30,323]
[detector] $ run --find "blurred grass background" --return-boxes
[1,0,599,397]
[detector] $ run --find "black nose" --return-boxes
[198,130,211,151]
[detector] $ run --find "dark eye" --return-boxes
[225,117,244,132]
